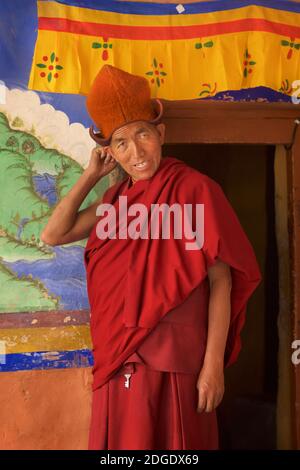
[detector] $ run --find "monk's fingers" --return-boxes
[105,154,116,165]
[197,386,208,413]
[207,391,224,412]
[93,146,104,157]
[197,395,206,413]
[205,394,215,413]
[93,146,111,159]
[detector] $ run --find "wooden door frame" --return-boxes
[161,99,300,449]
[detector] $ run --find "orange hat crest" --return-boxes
[86,65,163,146]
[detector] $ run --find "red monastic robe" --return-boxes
[84,156,261,450]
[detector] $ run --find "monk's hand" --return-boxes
[86,146,117,180]
[196,362,224,413]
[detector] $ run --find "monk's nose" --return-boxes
[131,140,145,160]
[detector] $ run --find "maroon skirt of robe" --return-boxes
[88,361,218,450]
[88,284,218,450]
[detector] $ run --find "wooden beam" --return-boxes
[162,100,300,144]
[287,122,300,449]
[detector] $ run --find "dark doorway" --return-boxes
[163,143,279,449]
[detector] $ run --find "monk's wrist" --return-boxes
[203,351,224,370]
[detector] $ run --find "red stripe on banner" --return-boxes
[38,17,300,39]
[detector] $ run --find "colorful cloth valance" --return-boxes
[28,0,300,99]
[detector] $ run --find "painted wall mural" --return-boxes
[0,0,299,375]
[0,86,109,371]
[0,88,108,313]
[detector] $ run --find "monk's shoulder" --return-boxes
[176,163,221,195]
[102,178,127,204]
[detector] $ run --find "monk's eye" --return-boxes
[117,142,125,150]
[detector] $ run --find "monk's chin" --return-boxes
[131,169,157,181]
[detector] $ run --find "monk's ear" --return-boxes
[108,145,117,161]
[156,123,165,145]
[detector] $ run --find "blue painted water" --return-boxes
[32,173,57,206]
[17,217,30,239]
[3,245,89,310]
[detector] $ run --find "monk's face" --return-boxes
[109,121,165,183]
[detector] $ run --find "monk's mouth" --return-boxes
[133,161,148,170]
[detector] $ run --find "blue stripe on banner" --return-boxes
[0,349,94,371]
[54,0,300,15]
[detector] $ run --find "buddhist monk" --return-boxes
[41,65,261,450]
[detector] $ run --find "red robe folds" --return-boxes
[84,156,261,449]
[87,282,220,450]
[84,156,261,388]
